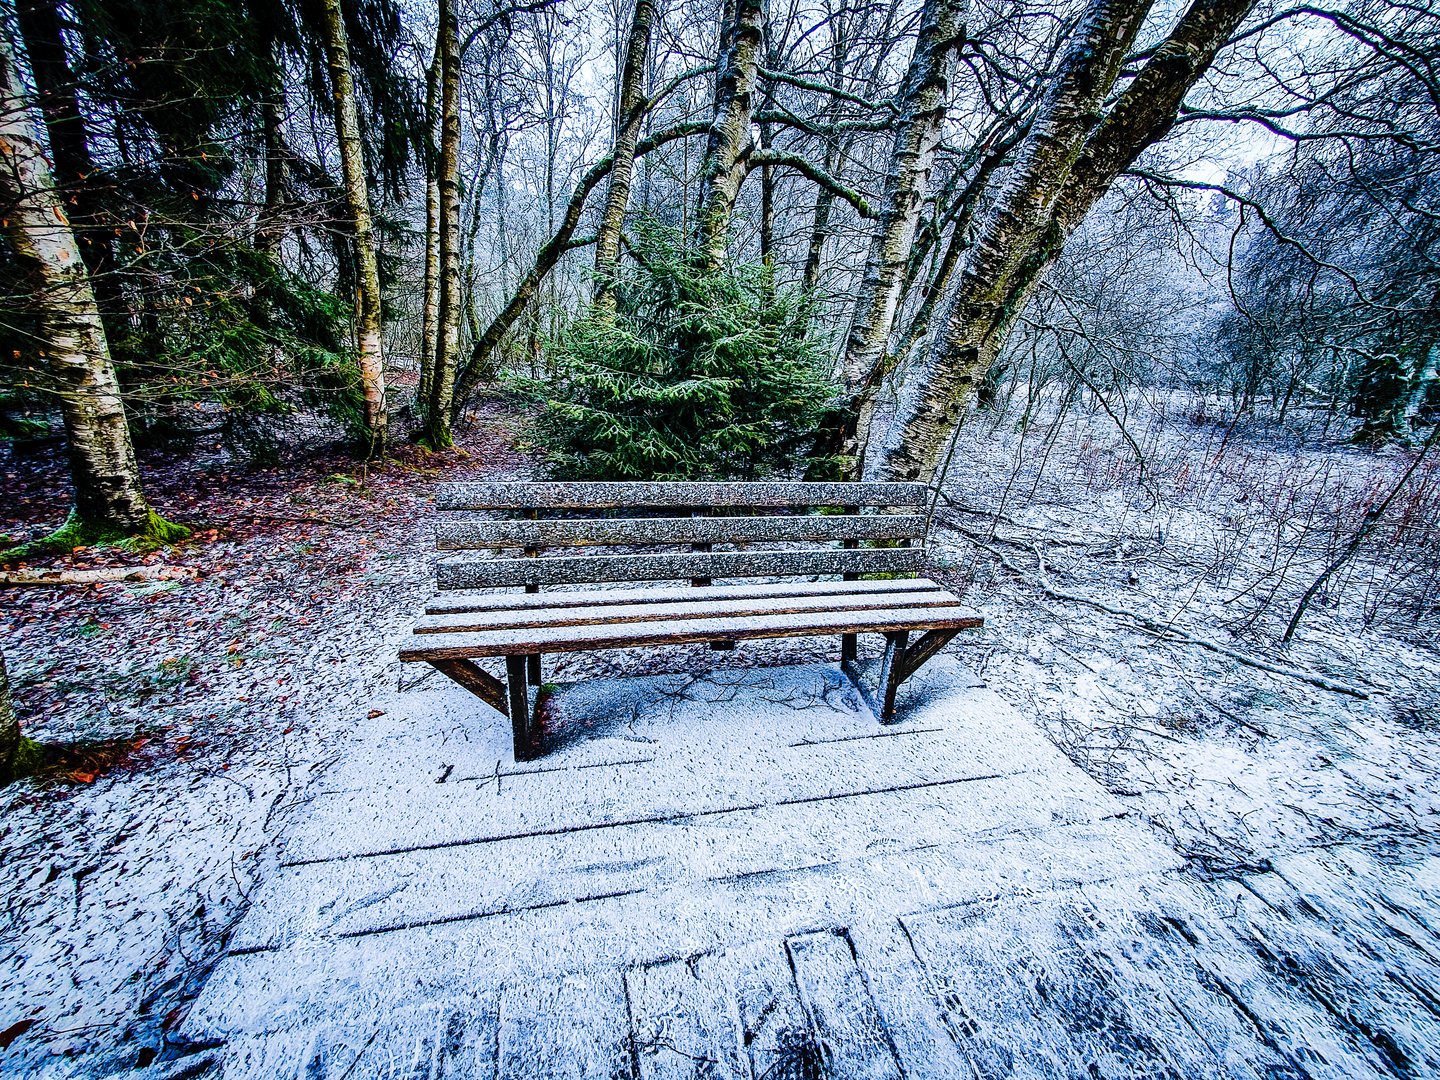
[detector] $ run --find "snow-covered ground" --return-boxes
[3,396,1438,1076]
[928,395,1440,874]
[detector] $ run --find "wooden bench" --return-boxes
[399,482,983,760]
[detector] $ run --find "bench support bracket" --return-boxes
[427,658,541,761]
[841,627,959,723]
[428,659,508,715]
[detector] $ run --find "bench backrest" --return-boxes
[433,481,931,590]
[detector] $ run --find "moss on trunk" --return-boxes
[3,507,190,562]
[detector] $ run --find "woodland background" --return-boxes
[1,0,1439,1069]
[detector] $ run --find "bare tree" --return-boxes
[832,0,964,464]
[694,0,765,269]
[876,0,1256,481]
[594,0,656,313]
[424,0,463,447]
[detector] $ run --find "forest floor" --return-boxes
[1,395,1438,1076]
[924,396,1440,876]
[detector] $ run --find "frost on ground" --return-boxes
[928,394,1440,876]
[0,411,529,1076]
[3,396,1439,1076]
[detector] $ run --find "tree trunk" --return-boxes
[0,650,40,787]
[255,90,289,257]
[875,0,1253,481]
[693,0,764,270]
[424,0,461,447]
[418,45,442,410]
[838,0,962,411]
[14,0,125,342]
[0,31,181,546]
[593,0,655,314]
[318,0,388,454]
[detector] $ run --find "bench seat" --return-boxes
[401,578,981,658]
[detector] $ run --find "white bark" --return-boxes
[319,0,388,452]
[425,0,462,446]
[594,0,655,312]
[840,0,963,399]
[694,0,764,270]
[0,30,155,532]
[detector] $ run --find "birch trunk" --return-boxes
[14,0,126,341]
[875,0,1257,483]
[424,0,461,447]
[839,0,962,402]
[875,0,1159,480]
[693,0,764,270]
[418,46,442,409]
[0,32,177,543]
[593,0,655,313]
[319,0,388,454]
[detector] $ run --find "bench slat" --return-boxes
[436,481,929,510]
[414,587,961,634]
[424,578,944,615]
[435,513,928,550]
[400,604,983,660]
[436,547,926,589]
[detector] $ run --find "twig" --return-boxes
[0,565,198,587]
[958,539,1374,699]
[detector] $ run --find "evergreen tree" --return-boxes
[527,229,836,481]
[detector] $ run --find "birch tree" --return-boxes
[424,0,463,448]
[318,0,389,454]
[694,0,766,269]
[828,0,964,468]
[875,0,1257,481]
[593,0,656,313]
[0,24,187,552]
[418,44,443,409]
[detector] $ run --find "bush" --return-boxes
[523,229,836,480]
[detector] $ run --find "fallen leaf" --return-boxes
[0,1017,37,1050]
[367,709,385,719]
[69,771,96,784]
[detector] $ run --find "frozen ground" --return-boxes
[2,396,1439,1076]
[927,396,1440,874]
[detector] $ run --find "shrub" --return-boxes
[523,228,836,480]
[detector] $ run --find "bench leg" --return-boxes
[842,628,961,724]
[877,631,908,722]
[841,633,857,663]
[506,654,538,761]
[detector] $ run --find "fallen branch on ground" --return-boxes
[0,565,199,587]
[944,537,1373,700]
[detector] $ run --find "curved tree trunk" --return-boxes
[875,0,1253,481]
[593,0,655,314]
[424,0,461,447]
[453,121,710,410]
[838,0,962,408]
[319,0,388,454]
[693,0,764,270]
[0,30,177,543]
